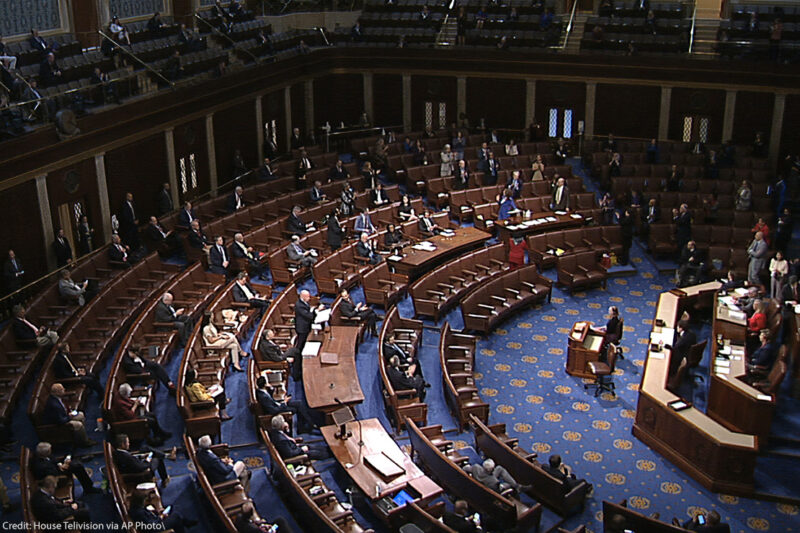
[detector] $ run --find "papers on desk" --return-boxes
[505,224,521,230]
[314,309,331,324]
[794,304,800,315]
[719,345,732,356]
[757,393,773,401]
[718,296,737,307]
[388,255,403,262]
[485,220,494,226]
[207,384,224,397]
[733,287,749,297]
[546,216,557,222]
[714,358,731,368]
[570,213,583,219]
[648,351,665,360]
[440,229,455,237]
[302,341,322,357]
[650,328,674,345]
[413,242,437,252]
[554,211,567,216]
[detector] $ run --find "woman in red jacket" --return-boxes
[508,234,528,269]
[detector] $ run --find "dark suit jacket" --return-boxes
[31,489,74,523]
[294,299,314,334]
[506,179,523,199]
[30,36,49,52]
[670,329,697,375]
[120,201,137,230]
[675,212,692,243]
[551,185,570,210]
[387,365,420,392]
[454,166,469,189]
[4,258,24,291]
[158,190,173,215]
[256,388,287,415]
[30,456,63,480]
[121,353,148,376]
[53,351,79,379]
[232,282,258,303]
[154,301,178,324]
[234,515,263,533]
[327,217,344,248]
[418,217,438,235]
[146,224,169,244]
[443,512,480,533]
[13,317,37,340]
[268,429,303,459]
[227,192,244,213]
[310,187,325,203]
[750,342,776,368]
[290,135,306,150]
[196,448,234,484]
[355,240,376,260]
[128,505,164,528]
[329,166,349,181]
[53,238,72,266]
[258,164,276,181]
[259,339,287,362]
[370,189,389,205]
[287,214,306,235]
[42,395,71,426]
[643,205,661,223]
[114,448,151,474]
[109,245,128,263]
[187,229,210,249]
[209,245,229,273]
[178,208,197,228]
[340,299,360,319]
[383,342,410,363]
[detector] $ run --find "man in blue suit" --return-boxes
[196,435,250,490]
[209,236,230,276]
[268,415,329,460]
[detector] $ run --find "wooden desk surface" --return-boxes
[494,212,583,236]
[303,326,364,410]
[321,418,443,502]
[393,226,490,277]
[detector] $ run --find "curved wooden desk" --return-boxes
[566,321,605,379]
[392,226,492,280]
[633,282,759,495]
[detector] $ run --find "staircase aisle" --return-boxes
[691,19,720,59]
[563,13,589,55]
[435,15,458,47]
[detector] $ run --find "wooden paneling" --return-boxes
[172,118,210,200]
[373,74,403,127]
[534,81,585,138]
[291,83,305,135]
[71,0,100,48]
[466,78,526,131]
[732,91,774,145]
[669,88,726,144]
[105,133,169,221]
[45,158,105,244]
[171,0,195,25]
[0,180,46,281]
[214,100,259,184]
[313,74,364,129]
[595,84,660,140]
[782,95,800,158]
[411,76,457,131]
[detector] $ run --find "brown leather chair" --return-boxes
[585,348,618,397]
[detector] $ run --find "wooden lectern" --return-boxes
[566,321,605,378]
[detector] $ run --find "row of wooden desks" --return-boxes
[302,326,363,412]
[391,226,492,279]
[633,283,760,495]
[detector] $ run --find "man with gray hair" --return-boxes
[154,291,194,345]
[12,304,59,346]
[30,441,99,494]
[268,415,329,460]
[42,383,94,448]
[464,458,528,494]
[58,269,89,306]
[294,289,323,351]
[286,235,317,267]
[196,435,250,491]
[111,382,171,446]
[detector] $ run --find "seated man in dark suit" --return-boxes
[255,376,318,433]
[122,344,176,393]
[286,206,309,235]
[157,182,173,215]
[42,384,94,448]
[443,500,481,533]
[53,343,103,398]
[187,219,212,252]
[111,383,172,446]
[258,328,295,365]
[355,232,381,265]
[178,201,198,228]
[209,236,231,276]
[295,149,313,188]
[309,180,327,203]
[128,488,194,533]
[113,433,174,488]
[196,435,250,490]
[677,241,705,287]
[258,157,277,181]
[154,292,195,346]
[370,183,390,207]
[31,476,90,525]
[418,210,441,236]
[329,159,349,181]
[268,415,329,460]
[235,502,294,533]
[232,272,270,312]
[12,304,59,347]
[39,52,62,87]
[31,441,99,494]
[230,232,267,280]
[386,355,426,401]
[670,319,696,377]
[227,185,245,213]
[146,216,184,258]
[109,234,132,267]
[339,288,379,336]
[541,454,592,497]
